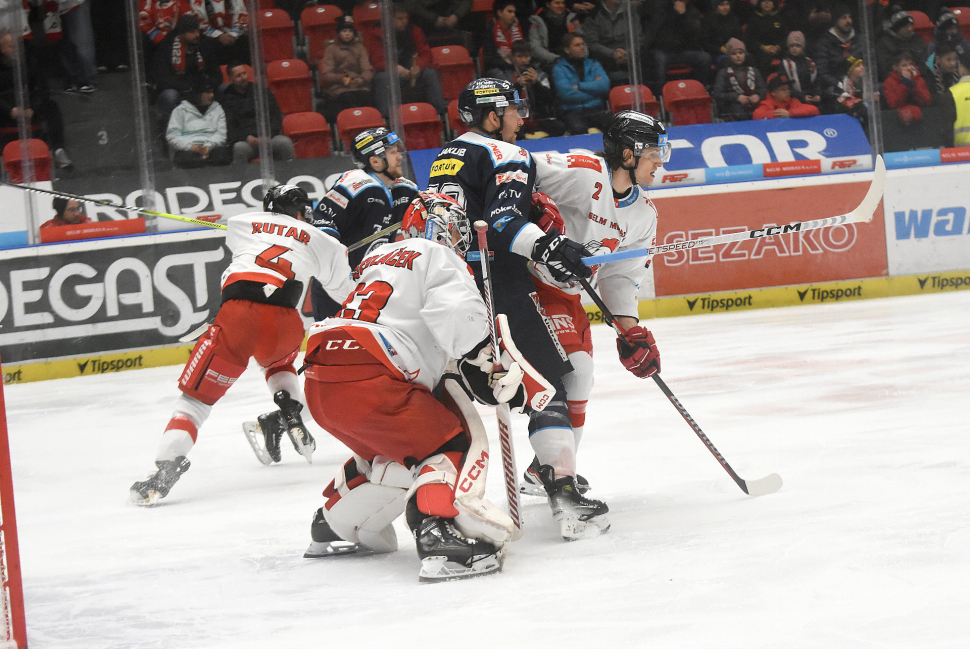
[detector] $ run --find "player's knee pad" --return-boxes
[178,326,246,405]
[322,455,413,553]
[563,351,594,402]
[527,389,571,434]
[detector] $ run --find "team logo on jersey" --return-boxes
[495,170,529,185]
[430,158,464,177]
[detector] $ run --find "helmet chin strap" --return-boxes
[623,149,640,186]
[481,108,504,139]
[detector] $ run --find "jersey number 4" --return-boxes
[255,244,295,280]
[337,281,394,322]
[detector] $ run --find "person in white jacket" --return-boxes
[165,81,231,168]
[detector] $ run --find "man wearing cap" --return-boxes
[813,4,862,92]
[753,72,821,119]
[876,10,928,81]
[153,12,221,118]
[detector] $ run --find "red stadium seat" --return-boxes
[283,112,333,158]
[220,63,255,84]
[352,2,382,30]
[447,99,469,137]
[399,102,443,150]
[258,0,275,9]
[662,79,713,126]
[3,139,52,183]
[609,85,660,119]
[471,0,491,13]
[301,5,342,65]
[257,9,295,62]
[266,59,314,114]
[910,10,935,45]
[336,106,386,154]
[951,7,970,40]
[431,45,475,101]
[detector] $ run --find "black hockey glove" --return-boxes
[531,231,593,282]
[456,337,528,410]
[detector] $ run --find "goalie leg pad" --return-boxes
[497,314,556,412]
[322,455,413,553]
[178,326,247,405]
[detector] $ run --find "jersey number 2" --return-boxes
[591,182,603,200]
[338,281,394,323]
[255,244,295,280]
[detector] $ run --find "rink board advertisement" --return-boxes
[648,174,889,296]
[0,230,228,368]
[881,164,970,276]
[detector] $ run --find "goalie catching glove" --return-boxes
[457,314,555,412]
[617,325,661,378]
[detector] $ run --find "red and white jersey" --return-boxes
[534,152,658,318]
[222,211,356,306]
[307,238,490,390]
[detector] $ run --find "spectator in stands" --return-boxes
[883,51,932,125]
[753,71,820,118]
[928,11,970,68]
[876,11,927,82]
[713,38,765,120]
[191,0,249,67]
[553,33,612,133]
[813,4,861,92]
[59,0,99,93]
[154,13,222,119]
[217,61,294,165]
[929,43,963,106]
[485,0,526,70]
[529,0,581,71]
[368,4,447,118]
[649,0,713,89]
[582,0,647,86]
[701,0,744,63]
[939,62,970,147]
[568,0,597,22]
[821,55,872,129]
[404,0,474,47]
[745,0,788,75]
[0,30,73,169]
[780,0,833,46]
[488,39,566,137]
[776,31,822,107]
[41,198,91,229]
[319,16,375,123]
[166,81,232,168]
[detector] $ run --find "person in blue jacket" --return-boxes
[553,33,613,134]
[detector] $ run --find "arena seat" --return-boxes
[609,85,660,119]
[399,102,443,150]
[3,139,52,183]
[951,7,970,40]
[258,9,295,62]
[266,59,314,114]
[301,5,342,65]
[352,2,382,31]
[662,79,713,126]
[431,45,476,101]
[910,10,935,45]
[283,112,333,158]
[336,106,386,154]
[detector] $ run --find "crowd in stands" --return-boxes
[3,0,970,177]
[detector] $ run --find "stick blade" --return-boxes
[743,473,783,497]
[851,155,885,224]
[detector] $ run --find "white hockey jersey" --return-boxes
[306,238,490,390]
[222,211,356,306]
[534,152,658,318]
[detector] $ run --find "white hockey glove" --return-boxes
[456,337,526,407]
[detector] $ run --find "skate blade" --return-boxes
[559,515,610,541]
[304,540,365,558]
[418,552,505,582]
[287,429,315,464]
[129,489,162,507]
[242,421,276,465]
[519,480,548,497]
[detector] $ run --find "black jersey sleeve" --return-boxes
[310,183,356,242]
[480,157,537,253]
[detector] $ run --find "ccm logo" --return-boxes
[324,339,361,350]
[458,451,489,492]
[662,173,689,183]
[533,393,551,409]
[831,159,857,169]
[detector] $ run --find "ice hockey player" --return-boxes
[129,185,356,505]
[300,192,548,581]
[426,77,607,540]
[307,127,418,319]
[519,110,667,533]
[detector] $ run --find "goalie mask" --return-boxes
[402,192,471,255]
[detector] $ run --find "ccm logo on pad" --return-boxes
[323,339,361,350]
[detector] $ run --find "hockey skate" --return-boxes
[535,464,609,541]
[274,390,315,463]
[129,457,190,506]
[304,507,365,558]
[242,409,286,465]
[521,456,590,497]
[415,516,505,582]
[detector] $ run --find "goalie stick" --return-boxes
[582,155,886,267]
[473,220,524,540]
[577,277,782,497]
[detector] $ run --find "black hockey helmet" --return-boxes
[457,78,528,134]
[351,127,403,171]
[603,110,671,166]
[263,184,313,219]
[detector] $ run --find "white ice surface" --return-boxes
[6,291,970,648]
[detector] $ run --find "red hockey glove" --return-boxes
[617,326,660,378]
[531,192,565,234]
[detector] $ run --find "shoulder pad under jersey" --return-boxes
[334,169,380,197]
[458,133,532,168]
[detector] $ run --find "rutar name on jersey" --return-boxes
[354,247,423,278]
[251,221,312,244]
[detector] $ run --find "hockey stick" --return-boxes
[582,155,886,267]
[473,220,524,540]
[577,277,782,497]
